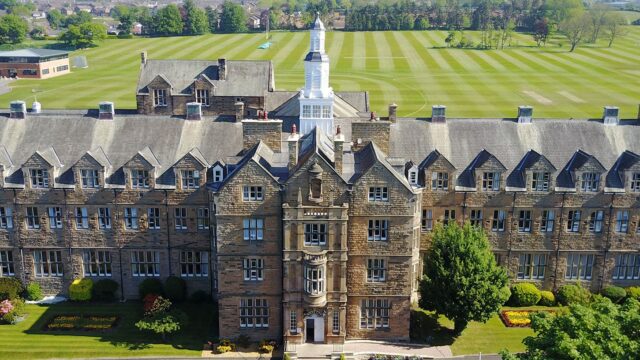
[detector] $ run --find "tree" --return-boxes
[117,12,134,36]
[501,297,640,360]
[60,22,107,48]
[587,3,610,43]
[29,26,46,40]
[414,17,429,30]
[559,10,592,52]
[205,6,219,33]
[445,31,457,47]
[183,0,209,35]
[151,4,184,36]
[533,18,550,47]
[64,11,93,27]
[419,223,509,335]
[0,14,27,44]
[47,9,65,29]
[604,12,628,48]
[219,1,247,33]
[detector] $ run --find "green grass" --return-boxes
[1,27,639,118]
[0,302,217,359]
[411,306,561,355]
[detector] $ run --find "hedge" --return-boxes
[0,277,23,300]
[164,276,186,303]
[69,278,93,301]
[25,282,43,301]
[601,286,626,303]
[626,286,640,301]
[139,278,164,298]
[93,279,119,301]
[538,290,556,306]
[556,284,591,305]
[510,283,541,306]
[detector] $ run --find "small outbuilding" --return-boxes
[0,48,70,79]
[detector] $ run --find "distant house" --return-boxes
[0,49,70,79]
[61,8,74,16]
[248,15,261,29]
[132,22,143,35]
[31,11,46,19]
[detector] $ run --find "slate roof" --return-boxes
[607,150,640,189]
[507,149,556,189]
[556,149,606,189]
[136,59,273,97]
[270,92,367,118]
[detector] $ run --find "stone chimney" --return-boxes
[603,106,619,125]
[351,120,391,154]
[517,105,532,124]
[334,126,344,174]
[186,102,202,120]
[235,101,245,122]
[242,119,283,152]
[388,103,397,123]
[98,101,115,120]
[432,105,446,123]
[218,58,227,81]
[141,51,147,65]
[9,100,26,119]
[287,124,300,170]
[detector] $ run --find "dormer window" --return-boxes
[531,172,550,192]
[581,172,600,192]
[153,89,167,107]
[30,169,49,188]
[408,167,418,185]
[131,169,150,189]
[81,169,100,188]
[482,171,501,191]
[195,89,209,106]
[631,173,640,192]
[431,172,449,191]
[302,105,311,118]
[213,167,223,182]
[181,170,199,190]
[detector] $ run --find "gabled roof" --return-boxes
[78,147,111,169]
[350,142,413,191]
[211,141,281,192]
[181,147,209,168]
[457,149,505,188]
[507,149,556,189]
[125,146,160,169]
[557,150,606,189]
[269,92,363,118]
[606,150,640,189]
[24,147,63,168]
[297,127,335,169]
[418,149,455,171]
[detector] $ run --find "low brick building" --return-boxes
[0,15,638,346]
[0,49,70,79]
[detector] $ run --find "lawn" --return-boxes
[0,26,639,118]
[411,306,560,355]
[0,302,217,359]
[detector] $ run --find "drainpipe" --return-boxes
[506,192,517,274]
[164,189,172,276]
[113,189,125,301]
[461,192,467,223]
[601,194,615,292]
[208,191,214,298]
[279,184,286,345]
[13,189,26,285]
[553,193,567,291]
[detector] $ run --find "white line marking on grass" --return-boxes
[523,90,553,105]
[558,91,585,103]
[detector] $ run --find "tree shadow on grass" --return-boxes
[410,309,455,346]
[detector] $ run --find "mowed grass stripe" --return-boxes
[383,31,411,71]
[365,32,382,70]
[326,31,345,70]
[351,32,366,70]
[402,31,441,71]
[336,32,354,72]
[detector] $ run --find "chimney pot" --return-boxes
[235,101,244,123]
[388,103,398,122]
[141,51,147,65]
[292,123,297,134]
[9,100,26,119]
[218,58,227,81]
[517,105,533,124]
[98,101,115,120]
[432,105,446,123]
[186,102,202,120]
[603,106,619,125]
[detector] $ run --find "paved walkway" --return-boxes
[292,340,453,358]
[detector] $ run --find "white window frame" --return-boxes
[581,172,600,192]
[243,258,264,281]
[431,172,449,191]
[98,207,111,229]
[492,210,505,232]
[304,223,327,245]
[368,187,388,202]
[34,250,63,277]
[531,172,550,192]
[131,250,160,277]
[180,251,208,277]
[213,167,223,182]
[131,169,150,189]
[304,265,325,295]
[482,171,501,191]
[588,210,604,233]
[0,250,14,276]
[240,298,269,328]
[421,209,432,232]
[197,207,210,230]
[147,208,161,230]
[75,207,89,229]
[30,168,49,188]
[332,309,340,334]
[195,89,209,106]
[518,210,532,233]
[360,298,390,329]
[26,207,40,229]
[290,310,297,333]
[367,258,386,282]
[517,253,546,279]
[368,219,388,241]
[567,210,581,233]
[153,88,167,107]
[83,250,112,277]
[181,170,199,190]
[0,207,13,229]
[631,173,640,192]
[565,253,594,280]
[48,207,63,229]
[540,210,555,233]
[615,210,629,233]
[124,207,138,230]
[243,218,264,241]
[613,253,640,280]
[81,169,100,188]
[470,209,483,227]
[174,207,187,230]
[444,209,456,226]
[302,105,311,118]
[242,185,263,201]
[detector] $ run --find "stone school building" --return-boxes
[0,16,639,344]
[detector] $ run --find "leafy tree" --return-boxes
[445,30,457,47]
[151,4,184,36]
[47,9,65,29]
[219,1,247,33]
[60,22,107,48]
[544,0,584,26]
[533,18,551,47]
[603,12,628,48]
[117,12,134,36]
[587,3,610,43]
[183,0,209,35]
[414,17,429,30]
[0,0,16,11]
[419,222,509,335]
[0,14,27,44]
[206,6,219,33]
[64,11,93,27]
[559,9,592,52]
[29,26,46,40]
[501,297,640,360]
[110,4,131,20]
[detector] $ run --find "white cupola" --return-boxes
[299,13,334,135]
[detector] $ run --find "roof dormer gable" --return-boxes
[458,149,506,190]
[72,147,111,190]
[172,148,209,190]
[124,146,160,190]
[607,150,640,191]
[147,74,173,90]
[558,150,606,191]
[22,147,62,189]
[508,150,556,190]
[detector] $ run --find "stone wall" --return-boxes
[242,120,283,152]
[351,121,391,154]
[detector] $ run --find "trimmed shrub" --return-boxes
[601,286,626,303]
[500,286,512,305]
[510,283,541,306]
[217,339,235,353]
[626,286,640,301]
[258,339,276,353]
[164,276,186,302]
[69,278,93,301]
[236,334,250,348]
[0,277,23,300]
[556,284,591,305]
[189,290,210,303]
[93,279,119,301]
[25,282,43,301]
[139,278,163,298]
[538,290,556,306]
[284,353,291,360]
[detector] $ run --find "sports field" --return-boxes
[1,27,639,118]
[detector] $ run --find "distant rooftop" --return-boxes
[0,48,69,58]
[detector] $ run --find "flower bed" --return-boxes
[500,310,555,328]
[45,314,119,331]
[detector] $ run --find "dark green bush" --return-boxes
[189,290,211,303]
[236,334,251,348]
[139,278,164,298]
[538,290,556,306]
[69,278,93,301]
[93,279,119,301]
[510,283,541,306]
[556,284,591,305]
[601,286,627,303]
[164,276,186,302]
[500,286,512,305]
[0,277,23,300]
[25,282,43,301]
[626,286,640,301]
